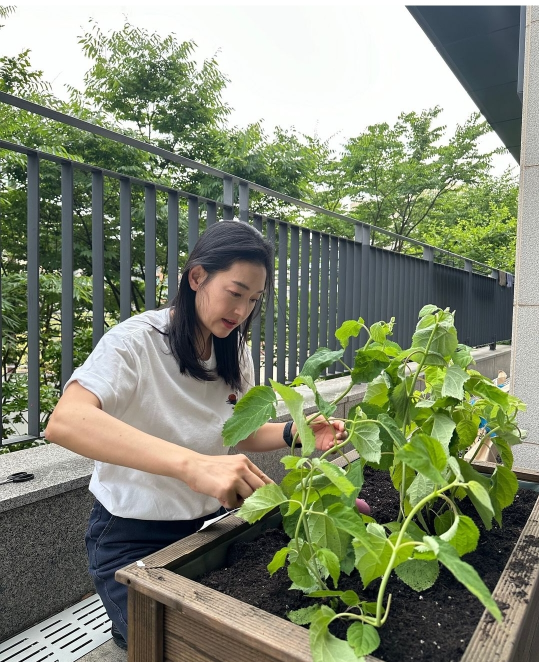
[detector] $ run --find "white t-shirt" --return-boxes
[65,307,255,520]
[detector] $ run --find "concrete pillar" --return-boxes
[510,6,539,469]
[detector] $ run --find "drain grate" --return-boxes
[0,594,112,662]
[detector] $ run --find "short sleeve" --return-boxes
[240,343,255,395]
[64,328,139,418]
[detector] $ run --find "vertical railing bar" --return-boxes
[92,171,105,347]
[309,232,320,356]
[145,185,157,311]
[328,235,339,374]
[188,196,200,254]
[223,177,234,221]
[264,218,276,385]
[357,224,370,345]
[299,228,310,369]
[61,162,74,389]
[277,222,288,384]
[345,240,354,368]
[206,200,217,228]
[251,213,263,385]
[27,153,40,437]
[167,191,179,302]
[288,225,300,382]
[119,178,132,322]
[239,182,249,223]
[337,238,347,371]
[319,235,330,353]
[352,238,362,355]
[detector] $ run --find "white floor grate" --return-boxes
[0,595,112,662]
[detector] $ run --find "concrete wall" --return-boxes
[510,5,539,470]
[0,445,95,643]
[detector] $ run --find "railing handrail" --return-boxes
[0,91,512,275]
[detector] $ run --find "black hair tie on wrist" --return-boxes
[283,420,301,447]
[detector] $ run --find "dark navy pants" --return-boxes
[85,500,223,642]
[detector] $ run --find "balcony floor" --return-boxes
[79,639,126,661]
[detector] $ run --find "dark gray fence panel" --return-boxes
[92,172,105,347]
[288,225,300,382]
[119,179,131,322]
[27,154,40,437]
[299,229,310,369]
[309,232,321,356]
[264,218,276,386]
[167,192,179,302]
[145,185,157,311]
[61,162,74,389]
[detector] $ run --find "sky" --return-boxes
[1,1,520,175]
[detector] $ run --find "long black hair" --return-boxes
[168,220,274,391]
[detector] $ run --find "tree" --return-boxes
[420,171,518,271]
[339,107,498,250]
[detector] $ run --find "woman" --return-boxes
[46,220,344,649]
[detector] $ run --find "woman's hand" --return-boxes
[184,453,274,510]
[309,416,347,452]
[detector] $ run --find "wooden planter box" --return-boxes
[117,457,539,662]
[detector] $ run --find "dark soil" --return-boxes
[198,468,538,662]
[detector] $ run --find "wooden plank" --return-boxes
[461,498,539,662]
[472,461,539,483]
[122,567,313,661]
[164,608,289,662]
[128,588,163,662]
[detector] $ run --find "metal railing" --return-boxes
[0,92,514,445]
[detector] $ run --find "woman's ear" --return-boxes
[188,265,207,291]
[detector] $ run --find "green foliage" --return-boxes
[223,307,524,660]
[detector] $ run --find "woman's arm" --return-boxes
[236,418,346,453]
[45,381,272,509]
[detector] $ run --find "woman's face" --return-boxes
[189,260,267,344]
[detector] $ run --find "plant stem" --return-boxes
[375,480,459,626]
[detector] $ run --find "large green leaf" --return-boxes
[491,437,514,469]
[308,511,343,558]
[288,562,319,590]
[407,473,435,507]
[237,483,288,523]
[456,418,480,451]
[351,349,390,384]
[425,536,502,621]
[395,558,439,591]
[395,434,447,485]
[418,304,438,318]
[348,422,382,464]
[377,413,407,449]
[430,412,456,455]
[298,347,345,381]
[389,378,414,426]
[442,365,469,400]
[457,459,495,530]
[314,459,356,497]
[222,385,276,446]
[287,604,320,625]
[364,374,390,407]
[451,344,475,369]
[309,607,360,662]
[268,547,290,575]
[316,548,341,587]
[328,502,370,542]
[271,380,315,456]
[353,526,390,587]
[412,323,458,359]
[490,465,518,526]
[434,512,480,556]
[467,376,511,409]
[347,621,380,657]
[336,319,363,349]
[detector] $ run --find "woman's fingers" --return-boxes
[187,454,273,510]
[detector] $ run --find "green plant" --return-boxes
[222,305,526,662]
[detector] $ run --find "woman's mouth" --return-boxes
[222,318,237,330]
